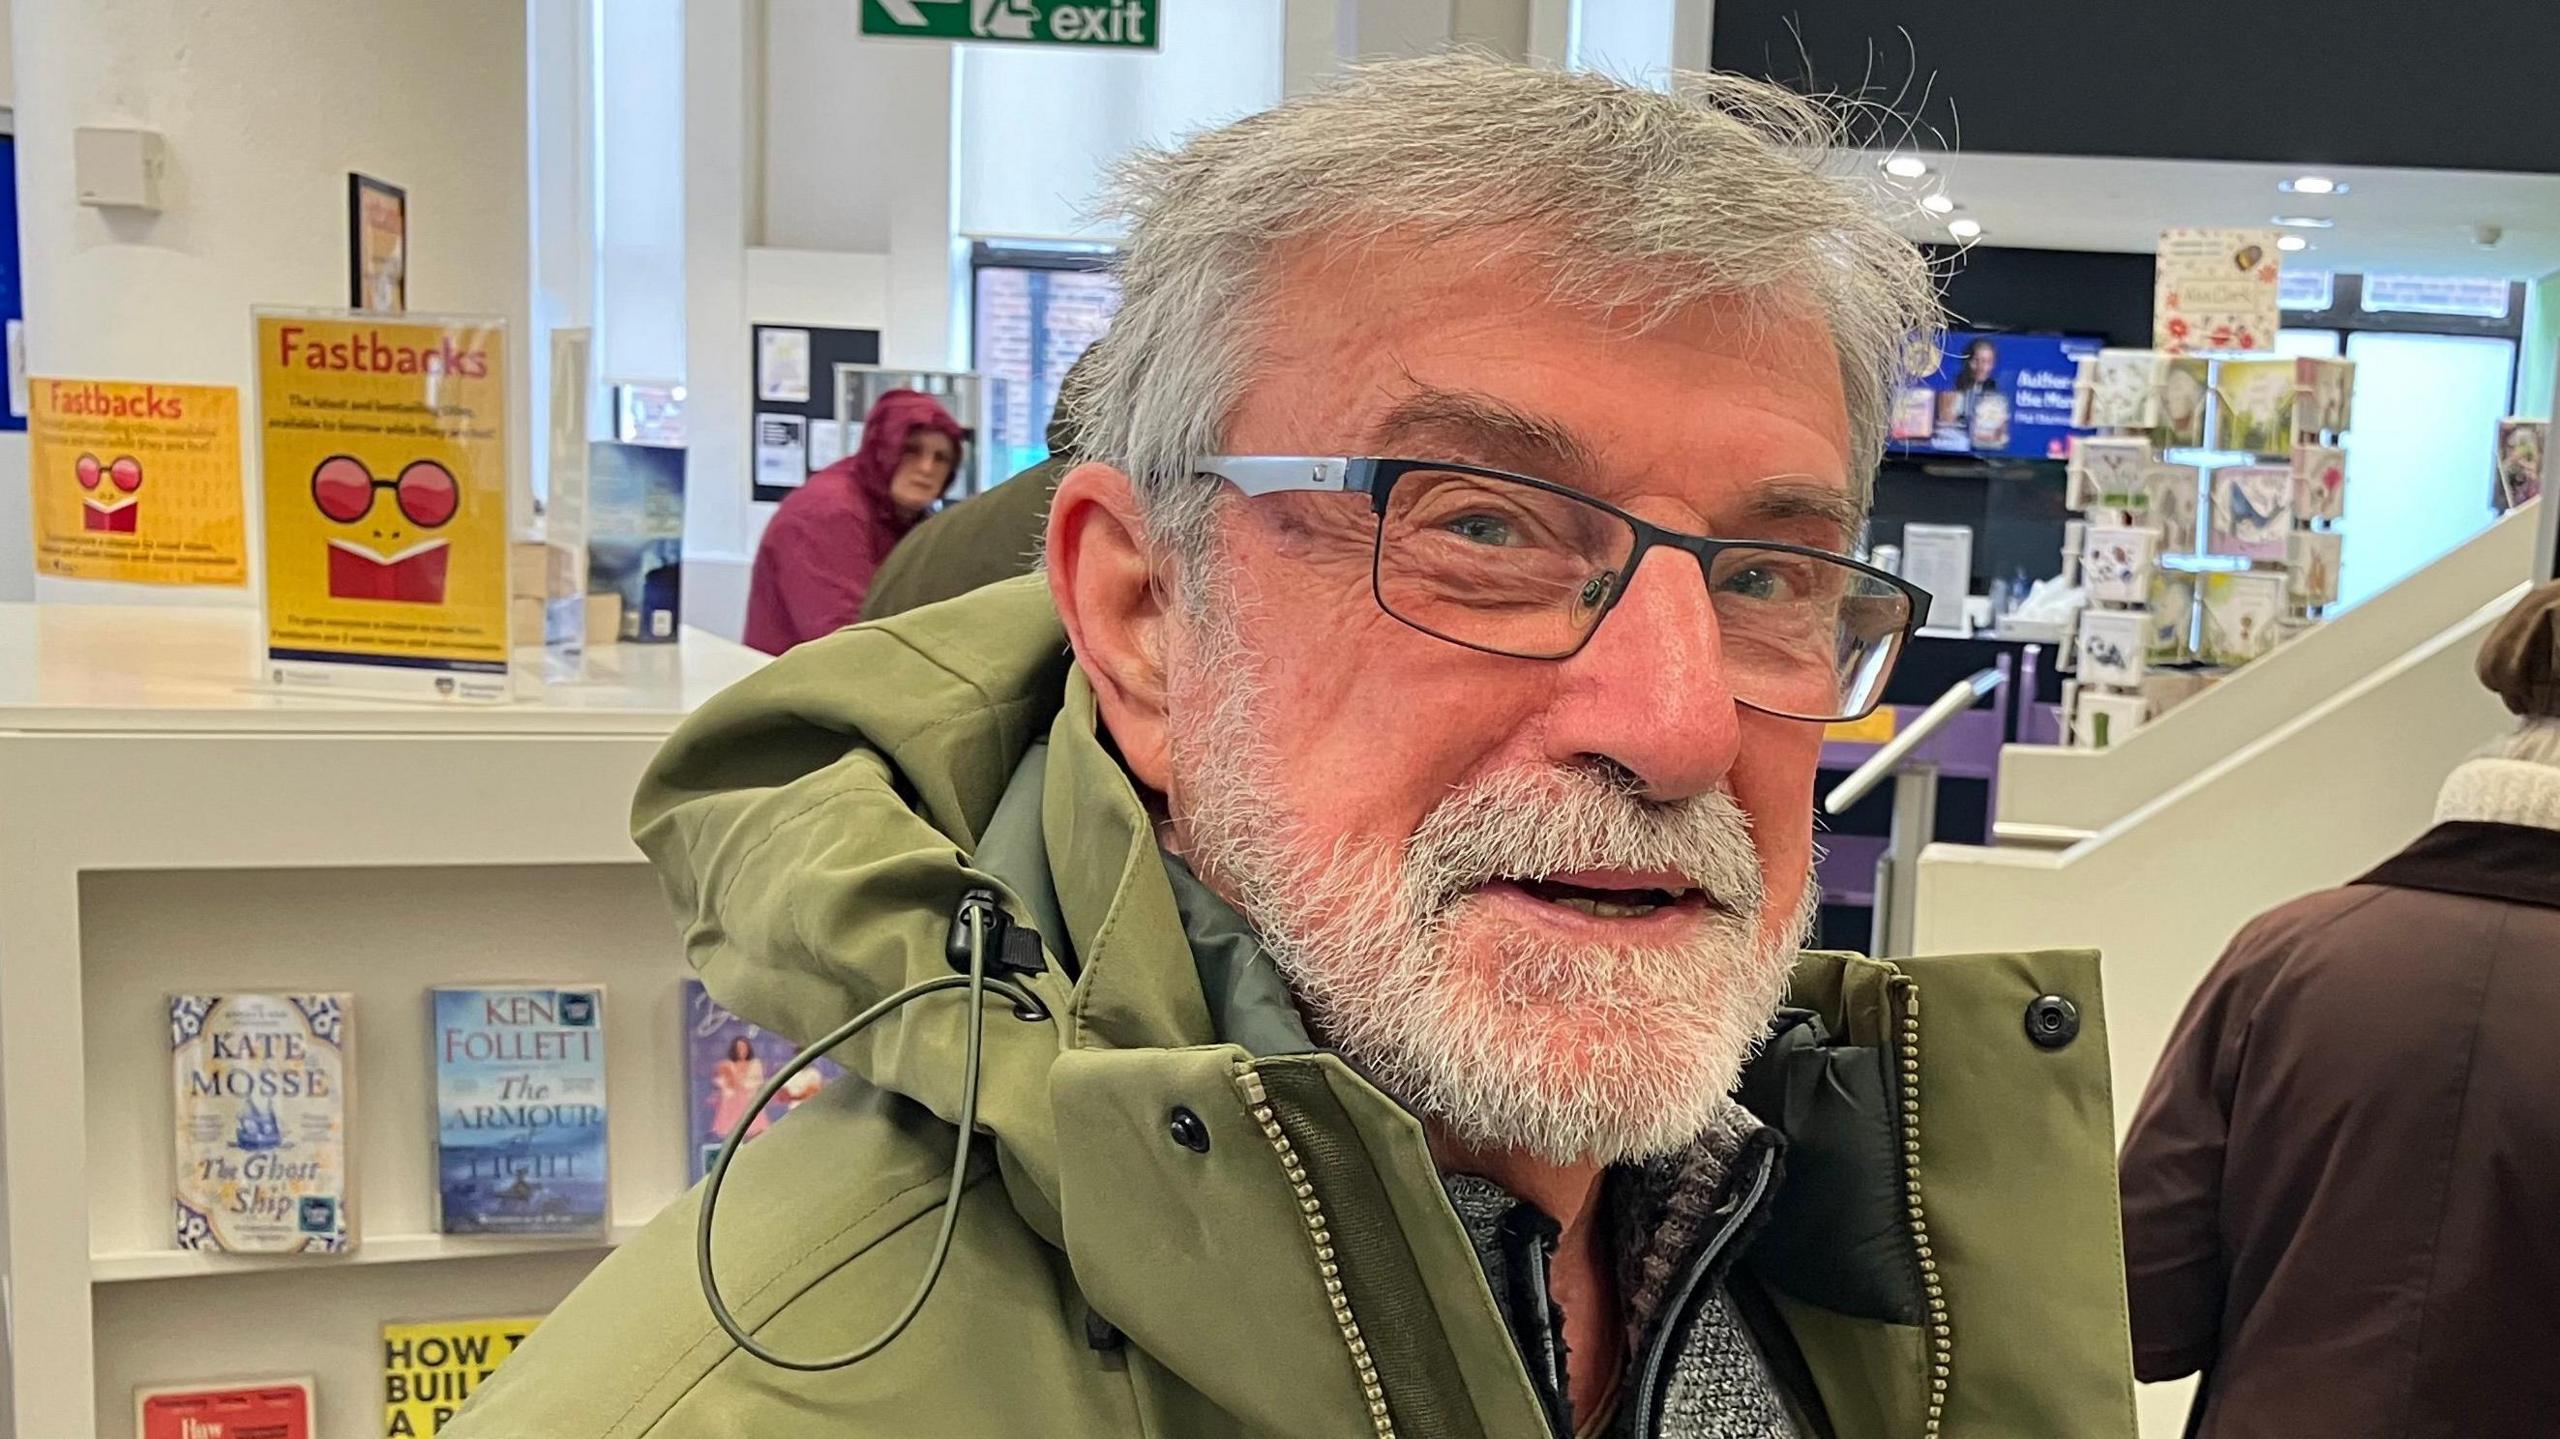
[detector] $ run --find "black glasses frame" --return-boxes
[1199,455,1933,722]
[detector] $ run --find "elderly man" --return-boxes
[448,56,2132,1439]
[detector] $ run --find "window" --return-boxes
[970,244,1120,483]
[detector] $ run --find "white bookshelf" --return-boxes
[0,604,766,1439]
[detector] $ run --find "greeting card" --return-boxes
[2076,608,2149,690]
[2210,465,2295,561]
[2072,691,2149,750]
[2068,435,2153,513]
[2201,571,2288,667]
[2146,462,2203,552]
[2081,524,2158,605]
[2213,360,2303,454]
[2291,444,2347,523]
[2151,358,2213,450]
[2299,356,2355,434]
[2146,569,2197,666]
[2077,349,2169,429]
[2288,530,2343,608]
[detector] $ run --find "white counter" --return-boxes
[0,602,768,1439]
[0,602,768,732]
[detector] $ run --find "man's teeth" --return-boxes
[1547,894,1659,918]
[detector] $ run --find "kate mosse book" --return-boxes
[430,986,607,1236]
[170,993,351,1254]
[135,1377,313,1439]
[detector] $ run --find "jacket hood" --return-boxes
[837,388,967,518]
[633,574,1209,1242]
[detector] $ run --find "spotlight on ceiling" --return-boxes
[1919,194,1956,215]
[1882,155,1930,179]
[1947,218,1984,241]
[2271,215,2336,229]
[2276,235,2309,252]
[2280,175,2346,196]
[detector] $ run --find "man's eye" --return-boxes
[1718,564,1797,602]
[1441,513,1518,546]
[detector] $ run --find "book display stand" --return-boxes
[0,603,766,1439]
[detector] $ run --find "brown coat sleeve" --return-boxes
[2117,912,2291,1381]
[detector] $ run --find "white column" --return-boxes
[682,0,759,639]
[9,0,531,608]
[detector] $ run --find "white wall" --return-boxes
[10,0,531,607]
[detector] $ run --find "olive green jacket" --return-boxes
[445,576,2136,1439]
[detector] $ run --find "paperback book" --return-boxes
[136,1377,313,1439]
[170,993,351,1254]
[2212,360,2302,454]
[683,978,842,1183]
[431,986,608,1237]
[383,1316,540,1438]
[2209,465,2295,561]
[2292,444,2348,523]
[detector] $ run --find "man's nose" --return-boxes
[1538,546,1743,802]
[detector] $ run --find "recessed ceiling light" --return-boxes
[2276,235,2309,252]
[2280,175,2346,195]
[1947,218,1983,240]
[2271,215,2336,229]
[1919,194,1956,215]
[1882,155,1929,179]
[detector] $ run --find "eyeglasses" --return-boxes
[1195,456,1927,723]
[310,455,459,528]
[77,454,143,493]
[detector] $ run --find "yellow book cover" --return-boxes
[381,1315,539,1437]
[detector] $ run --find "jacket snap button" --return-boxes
[2025,994,2081,1049]
[1168,1106,1211,1153]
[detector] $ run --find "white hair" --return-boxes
[2485,718,2560,766]
[1069,52,1944,565]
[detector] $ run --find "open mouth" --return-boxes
[1490,875,1708,921]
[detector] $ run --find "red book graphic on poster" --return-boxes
[326,537,453,603]
[135,1378,314,1439]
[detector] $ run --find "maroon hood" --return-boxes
[844,389,967,517]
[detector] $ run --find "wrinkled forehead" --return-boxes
[1227,232,1862,541]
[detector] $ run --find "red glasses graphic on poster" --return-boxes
[75,452,144,532]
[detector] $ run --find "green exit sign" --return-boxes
[861,0,1158,49]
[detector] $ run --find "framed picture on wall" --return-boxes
[347,173,407,313]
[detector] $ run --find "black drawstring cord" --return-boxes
[695,893,1052,1371]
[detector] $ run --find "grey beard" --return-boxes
[1167,604,1812,1165]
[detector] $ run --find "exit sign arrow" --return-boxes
[859,0,1158,50]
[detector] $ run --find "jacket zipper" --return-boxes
[1626,1144,1778,1436]
[1236,1063,1399,1439]
[1896,979,1953,1438]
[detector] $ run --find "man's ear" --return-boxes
[1045,461,1174,793]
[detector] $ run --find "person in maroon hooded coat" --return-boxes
[742,389,965,654]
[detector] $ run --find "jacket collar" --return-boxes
[2358,819,2560,912]
[2435,756,2560,833]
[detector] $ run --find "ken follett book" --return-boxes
[430,986,608,1236]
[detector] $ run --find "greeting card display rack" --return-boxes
[2060,349,2355,749]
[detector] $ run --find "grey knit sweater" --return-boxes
[1444,1105,1799,1439]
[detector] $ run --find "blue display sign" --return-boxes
[1888,330,2099,461]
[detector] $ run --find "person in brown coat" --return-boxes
[2120,577,2560,1438]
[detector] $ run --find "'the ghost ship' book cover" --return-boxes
[170,993,352,1254]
